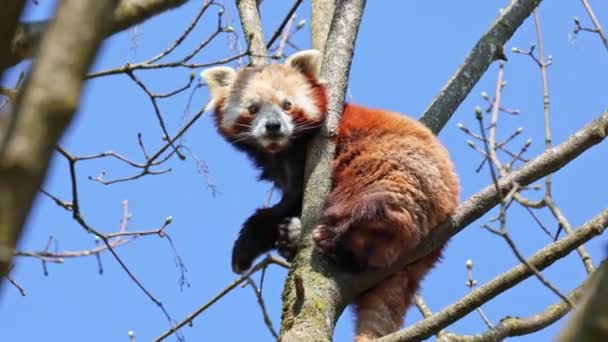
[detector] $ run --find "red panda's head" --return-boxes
[201,50,327,153]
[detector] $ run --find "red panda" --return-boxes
[201,50,459,341]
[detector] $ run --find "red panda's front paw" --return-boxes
[312,224,338,255]
[276,217,301,260]
[231,239,254,274]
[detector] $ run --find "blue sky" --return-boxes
[2,1,607,341]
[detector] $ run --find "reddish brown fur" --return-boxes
[212,97,231,137]
[202,52,459,341]
[313,104,459,340]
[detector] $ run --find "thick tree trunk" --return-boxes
[278,0,367,340]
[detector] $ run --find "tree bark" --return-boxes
[236,0,269,66]
[310,0,335,53]
[278,0,367,340]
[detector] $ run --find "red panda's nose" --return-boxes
[265,121,281,134]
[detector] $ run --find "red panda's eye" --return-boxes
[281,100,292,111]
[248,104,259,115]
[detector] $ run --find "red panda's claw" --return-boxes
[312,224,338,255]
[277,217,301,260]
[312,224,364,272]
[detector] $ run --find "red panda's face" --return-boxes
[201,50,327,153]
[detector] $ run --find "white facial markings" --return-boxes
[203,99,218,114]
[276,90,286,103]
[221,96,243,130]
[251,105,268,139]
[278,110,295,135]
[294,88,320,120]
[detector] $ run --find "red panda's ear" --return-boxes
[200,66,237,101]
[285,49,322,79]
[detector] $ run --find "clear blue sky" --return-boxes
[2,1,607,341]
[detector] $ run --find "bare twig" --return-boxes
[54,146,182,339]
[144,2,213,64]
[514,11,596,274]
[3,265,25,296]
[8,0,193,67]
[500,230,573,307]
[266,0,304,50]
[545,197,594,273]
[82,104,206,186]
[438,269,592,342]
[465,260,493,329]
[578,0,608,51]
[87,52,246,79]
[246,277,279,339]
[86,3,234,79]
[15,197,175,265]
[532,11,553,198]
[125,70,185,159]
[153,255,288,342]
[273,13,297,59]
[475,70,574,308]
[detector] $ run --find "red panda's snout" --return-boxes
[251,105,295,153]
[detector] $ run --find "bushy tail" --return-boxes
[353,270,413,342]
[352,250,442,341]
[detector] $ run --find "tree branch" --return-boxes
[378,210,608,342]
[153,255,289,342]
[236,0,268,66]
[0,0,119,285]
[310,0,336,53]
[266,0,304,50]
[579,0,608,52]
[419,0,543,133]
[278,0,366,341]
[437,263,596,342]
[7,0,190,68]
